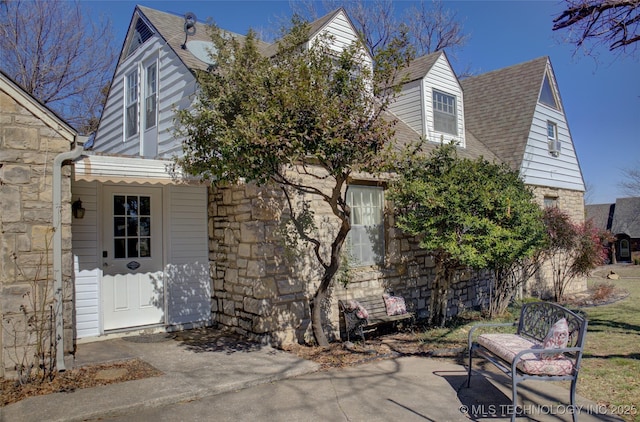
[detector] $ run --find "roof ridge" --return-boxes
[462,56,548,82]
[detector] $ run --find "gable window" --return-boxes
[125,71,139,138]
[126,18,154,57]
[144,62,157,130]
[432,90,457,135]
[539,72,559,110]
[347,185,384,266]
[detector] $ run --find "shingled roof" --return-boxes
[393,51,442,84]
[611,197,640,238]
[460,57,549,171]
[134,6,271,72]
[389,110,499,162]
[586,203,615,231]
[137,6,349,71]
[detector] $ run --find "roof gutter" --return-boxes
[52,137,86,372]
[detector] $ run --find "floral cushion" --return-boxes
[345,300,369,320]
[383,293,407,316]
[541,318,569,360]
[477,333,574,376]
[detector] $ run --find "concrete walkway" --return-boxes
[0,330,623,422]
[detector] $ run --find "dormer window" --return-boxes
[433,90,457,135]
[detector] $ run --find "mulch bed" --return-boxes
[0,358,161,407]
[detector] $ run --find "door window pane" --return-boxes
[113,194,152,259]
[114,239,126,259]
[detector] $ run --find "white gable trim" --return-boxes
[0,73,76,142]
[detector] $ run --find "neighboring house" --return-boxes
[0,5,584,352]
[586,197,640,262]
[0,70,82,377]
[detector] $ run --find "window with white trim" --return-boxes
[432,90,457,135]
[125,71,139,138]
[547,121,558,140]
[144,62,157,130]
[347,185,384,266]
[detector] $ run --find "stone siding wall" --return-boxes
[209,178,492,346]
[528,186,587,297]
[0,89,74,377]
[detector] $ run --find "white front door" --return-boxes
[102,186,164,331]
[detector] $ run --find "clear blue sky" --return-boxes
[84,0,639,205]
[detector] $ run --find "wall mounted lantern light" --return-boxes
[72,198,85,219]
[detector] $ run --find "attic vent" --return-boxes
[126,18,154,57]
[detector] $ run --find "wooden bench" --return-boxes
[467,301,588,422]
[338,294,414,342]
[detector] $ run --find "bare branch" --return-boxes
[619,160,640,196]
[0,0,117,132]
[553,0,640,56]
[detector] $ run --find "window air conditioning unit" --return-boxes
[548,139,561,157]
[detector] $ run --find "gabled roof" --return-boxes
[0,70,76,140]
[261,8,365,59]
[611,197,640,238]
[585,203,615,231]
[132,6,271,72]
[390,110,499,162]
[393,51,442,85]
[461,57,549,170]
[135,6,357,72]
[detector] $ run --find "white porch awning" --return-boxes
[73,154,201,185]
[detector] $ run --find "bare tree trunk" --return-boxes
[310,219,350,347]
[429,257,451,327]
[310,277,331,347]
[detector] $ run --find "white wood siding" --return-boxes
[72,181,101,338]
[423,55,465,147]
[520,103,585,191]
[94,35,196,159]
[312,12,359,52]
[165,185,211,326]
[390,79,424,135]
[309,11,373,71]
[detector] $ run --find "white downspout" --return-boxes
[52,137,86,372]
